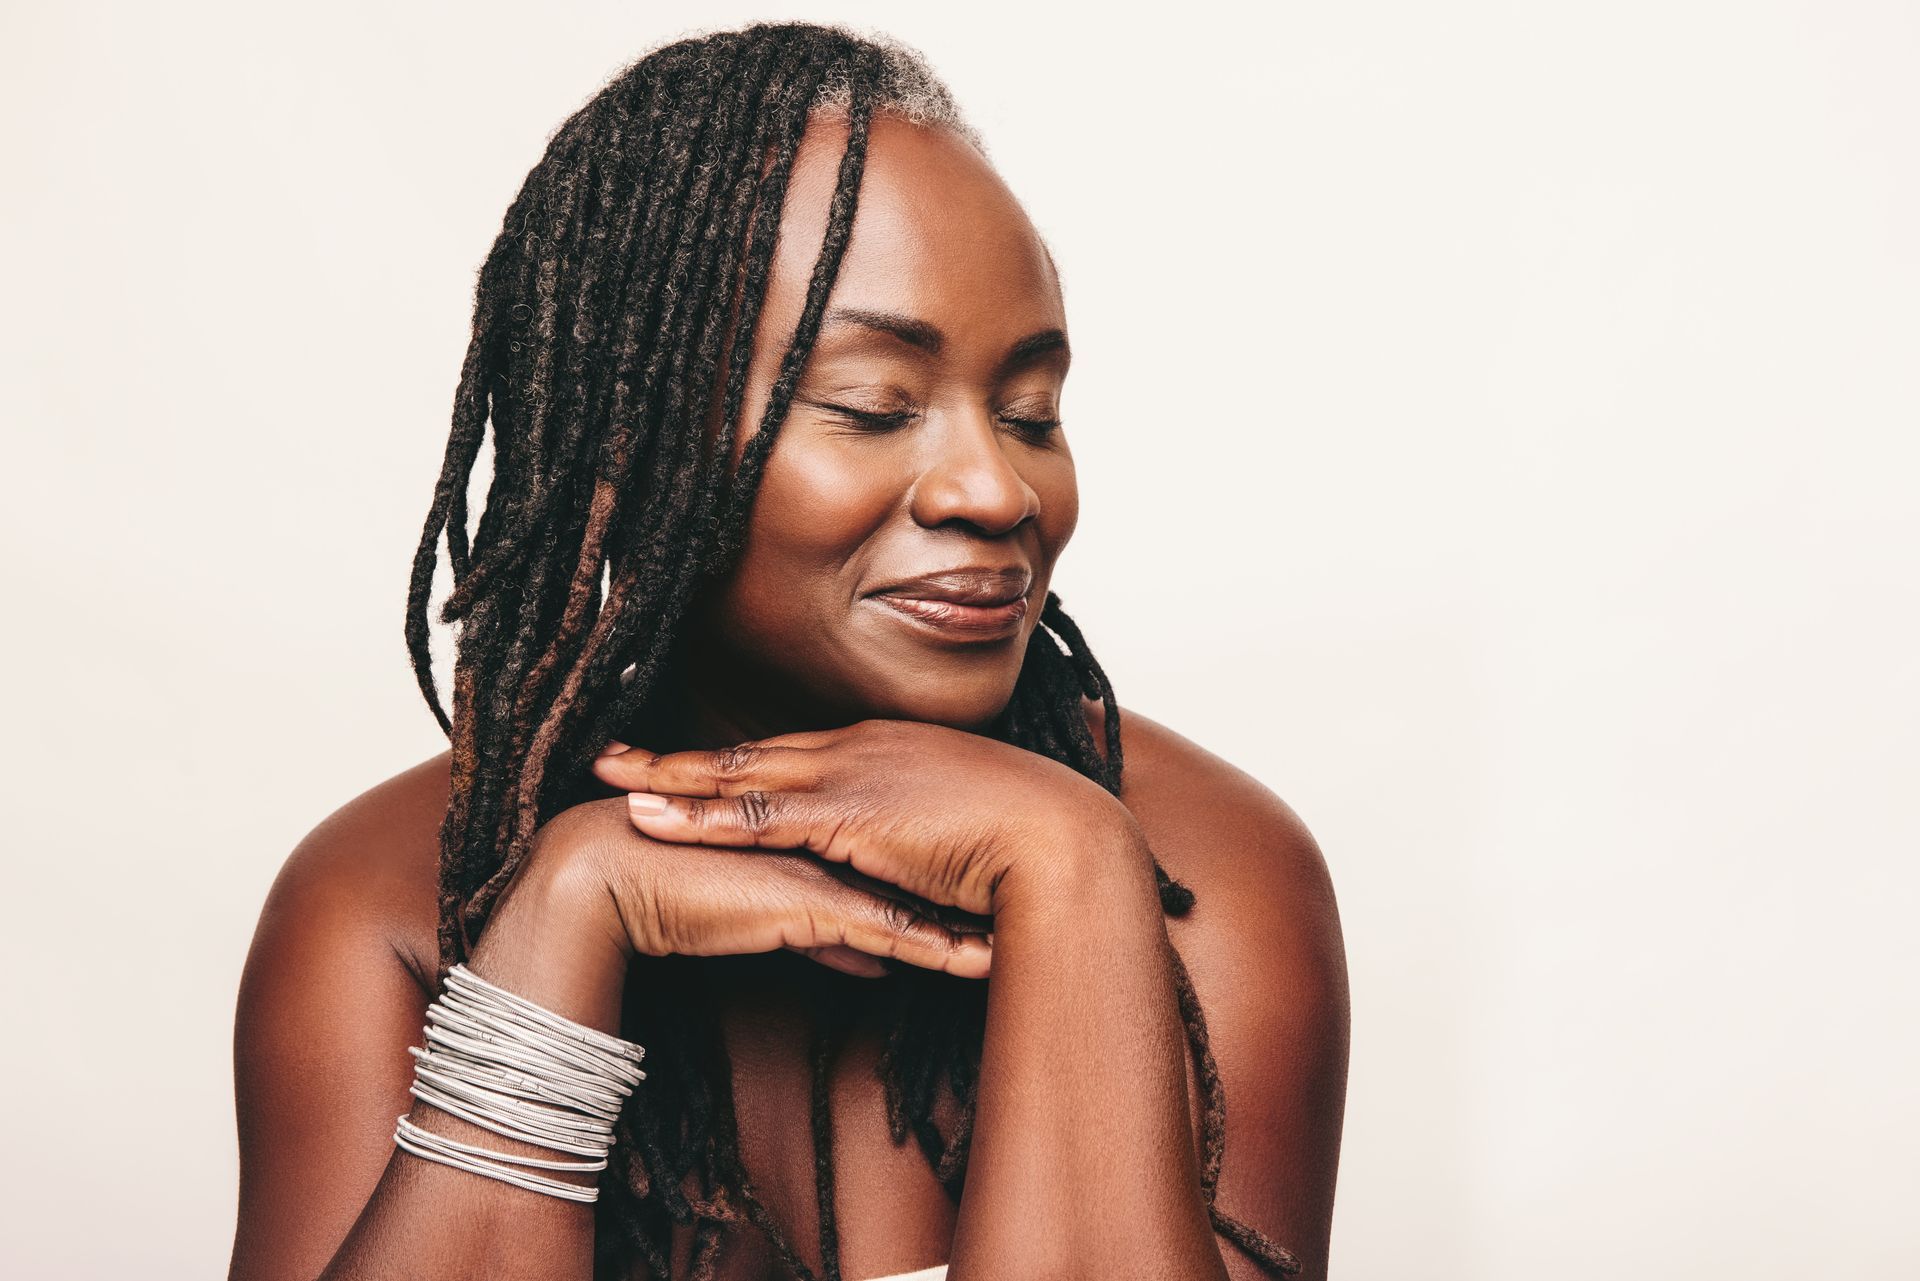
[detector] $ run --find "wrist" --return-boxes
[465,833,631,1036]
[991,805,1159,923]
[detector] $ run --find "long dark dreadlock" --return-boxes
[403,20,1300,1281]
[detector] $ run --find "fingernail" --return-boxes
[598,740,632,758]
[627,792,669,815]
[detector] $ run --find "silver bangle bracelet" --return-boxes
[394,1114,608,1172]
[421,1020,630,1109]
[393,1117,601,1203]
[406,1081,613,1159]
[392,964,647,1203]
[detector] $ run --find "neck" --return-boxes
[627,636,848,755]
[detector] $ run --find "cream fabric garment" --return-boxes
[859,1267,948,1281]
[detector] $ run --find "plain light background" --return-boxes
[4,1,1915,1277]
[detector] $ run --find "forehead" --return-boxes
[767,111,1063,334]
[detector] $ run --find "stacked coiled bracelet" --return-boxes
[391,964,646,1203]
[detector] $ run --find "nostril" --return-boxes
[907,463,1041,536]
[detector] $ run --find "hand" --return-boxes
[523,796,995,981]
[589,717,1140,918]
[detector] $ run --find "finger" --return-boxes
[596,737,665,759]
[742,859,989,979]
[623,788,847,861]
[784,943,890,979]
[591,738,820,798]
[819,885,992,980]
[827,862,993,937]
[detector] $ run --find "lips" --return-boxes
[865,566,1033,639]
[867,566,1032,606]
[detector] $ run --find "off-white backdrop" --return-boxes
[4,2,1915,1277]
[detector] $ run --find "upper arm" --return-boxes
[1197,790,1349,1281]
[229,763,444,1281]
[1110,708,1351,1281]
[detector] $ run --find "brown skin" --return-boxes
[230,112,1350,1281]
[671,113,1076,740]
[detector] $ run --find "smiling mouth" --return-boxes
[866,591,1030,640]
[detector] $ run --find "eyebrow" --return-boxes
[821,307,1070,372]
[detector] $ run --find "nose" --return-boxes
[907,413,1042,536]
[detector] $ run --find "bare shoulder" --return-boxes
[1087,696,1342,939]
[229,756,453,1279]
[248,751,450,992]
[1084,693,1348,1016]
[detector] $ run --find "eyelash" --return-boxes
[823,405,1062,442]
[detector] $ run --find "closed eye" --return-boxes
[814,401,1060,442]
[1000,414,1062,442]
[819,403,918,432]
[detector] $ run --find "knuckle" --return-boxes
[710,742,762,783]
[874,897,911,932]
[874,895,942,945]
[735,789,776,836]
[635,887,677,956]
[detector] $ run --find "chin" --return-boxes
[851,677,1019,733]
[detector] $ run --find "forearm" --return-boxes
[318,855,630,1281]
[949,826,1227,1281]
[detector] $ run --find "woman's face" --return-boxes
[680,112,1079,735]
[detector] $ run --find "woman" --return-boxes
[230,21,1349,1281]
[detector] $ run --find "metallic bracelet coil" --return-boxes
[391,964,647,1202]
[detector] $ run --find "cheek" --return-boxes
[751,441,899,568]
[721,439,901,646]
[715,436,1076,643]
[1034,450,1079,558]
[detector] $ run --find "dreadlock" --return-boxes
[403,20,1300,1280]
